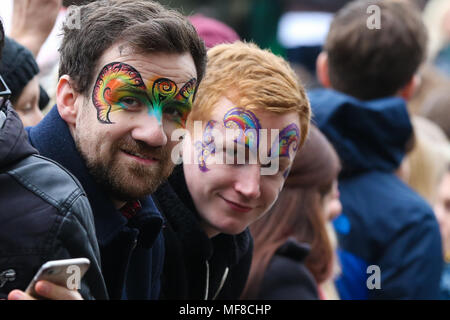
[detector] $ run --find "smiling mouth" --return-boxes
[220,195,253,213]
[121,149,159,163]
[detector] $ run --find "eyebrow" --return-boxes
[115,85,148,95]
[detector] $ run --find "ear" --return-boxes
[56,75,81,126]
[316,51,331,88]
[398,74,421,101]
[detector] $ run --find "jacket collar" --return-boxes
[276,238,311,262]
[26,105,162,246]
[0,104,36,168]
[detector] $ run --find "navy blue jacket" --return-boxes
[26,106,165,299]
[309,89,443,299]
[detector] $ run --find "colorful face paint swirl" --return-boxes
[195,120,217,172]
[92,62,146,124]
[223,107,261,149]
[92,61,196,127]
[276,123,300,158]
[270,123,300,178]
[173,78,196,126]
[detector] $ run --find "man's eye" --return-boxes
[119,97,140,109]
[163,106,183,118]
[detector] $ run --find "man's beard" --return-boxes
[75,133,175,203]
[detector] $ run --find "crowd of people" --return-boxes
[0,0,449,300]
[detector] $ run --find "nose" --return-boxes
[234,165,261,199]
[131,113,168,147]
[34,105,44,124]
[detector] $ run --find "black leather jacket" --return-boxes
[0,105,108,299]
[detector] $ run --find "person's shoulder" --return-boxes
[265,240,313,283]
[259,251,318,300]
[6,154,89,214]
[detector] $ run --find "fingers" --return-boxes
[7,281,84,300]
[34,280,83,300]
[7,289,37,300]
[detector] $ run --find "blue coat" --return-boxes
[26,106,164,299]
[309,88,443,299]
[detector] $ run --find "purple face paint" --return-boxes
[195,120,217,172]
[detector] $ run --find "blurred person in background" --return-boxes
[189,14,240,49]
[0,37,48,126]
[435,165,450,299]
[276,0,353,89]
[7,0,62,58]
[400,116,450,205]
[1,0,90,114]
[400,118,450,300]
[241,126,342,300]
[423,0,450,76]
[309,0,443,299]
[407,0,450,115]
[420,88,450,139]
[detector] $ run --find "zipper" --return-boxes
[203,261,230,300]
[131,238,138,251]
[0,269,16,288]
[204,261,210,300]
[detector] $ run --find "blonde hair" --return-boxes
[405,116,450,205]
[423,0,450,61]
[188,41,311,148]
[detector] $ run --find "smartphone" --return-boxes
[25,258,90,299]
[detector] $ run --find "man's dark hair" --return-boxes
[59,0,206,96]
[324,0,428,100]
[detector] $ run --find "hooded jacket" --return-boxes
[153,165,253,300]
[258,239,318,300]
[26,106,164,299]
[309,88,443,299]
[0,104,107,299]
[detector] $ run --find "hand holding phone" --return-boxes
[25,258,90,299]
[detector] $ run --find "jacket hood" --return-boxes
[308,89,413,176]
[0,104,36,168]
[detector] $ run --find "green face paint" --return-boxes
[92,62,196,127]
[269,123,300,178]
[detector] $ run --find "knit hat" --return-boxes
[189,14,240,49]
[0,37,49,110]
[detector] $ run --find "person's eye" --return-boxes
[119,97,141,109]
[17,102,33,113]
[163,105,183,118]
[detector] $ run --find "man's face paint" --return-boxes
[92,62,196,127]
